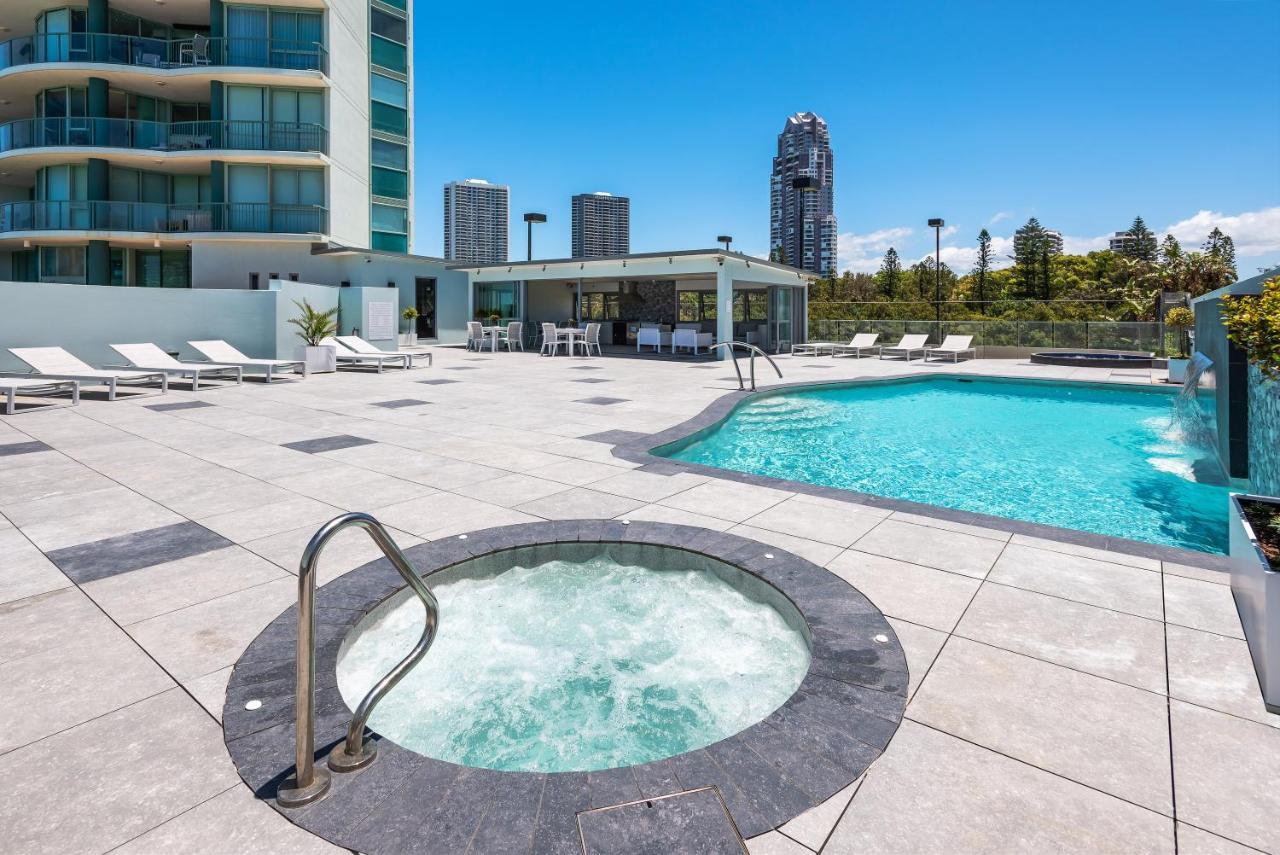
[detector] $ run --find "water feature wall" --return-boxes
[1248,364,1280,496]
[1193,283,1259,479]
[1174,352,1217,451]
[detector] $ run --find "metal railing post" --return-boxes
[276,512,439,809]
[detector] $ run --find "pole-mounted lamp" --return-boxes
[717,235,733,251]
[523,212,546,262]
[928,217,945,335]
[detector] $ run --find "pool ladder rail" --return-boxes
[711,341,782,392]
[276,512,440,809]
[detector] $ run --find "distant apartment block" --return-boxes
[443,179,509,263]
[1013,228,1065,257]
[770,112,836,276]
[571,192,630,258]
[1109,231,1137,254]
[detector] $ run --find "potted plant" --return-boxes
[1228,494,1280,713]
[1222,275,1280,712]
[1164,306,1195,383]
[401,306,419,347]
[287,298,338,374]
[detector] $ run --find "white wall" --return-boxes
[323,0,372,245]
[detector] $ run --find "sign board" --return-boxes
[367,301,395,340]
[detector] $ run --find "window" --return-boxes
[133,249,190,288]
[371,103,408,136]
[371,10,407,43]
[371,38,406,73]
[370,74,407,108]
[371,232,407,252]
[371,139,407,170]
[371,203,407,234]
[39,246,86,282]
[677,291,717,322]
[579,292,620,321]
[732,290,768,322]
[476,283,518,319]
[371,167,407,199]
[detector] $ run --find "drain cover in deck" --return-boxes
[577,787,746,854]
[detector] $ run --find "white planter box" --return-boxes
[399,332,417,347]
[1229,493,1280,714]
[1167,358,1189,384]
[294,344,337,374]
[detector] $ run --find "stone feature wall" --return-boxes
[1248,363,1280,497]
[619,280,678,325]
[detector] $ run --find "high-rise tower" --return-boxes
[769,112,836,275]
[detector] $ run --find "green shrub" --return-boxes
[1222,276,1280,379]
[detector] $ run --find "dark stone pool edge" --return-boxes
[598,371,1233,572]
[221,520,908,854]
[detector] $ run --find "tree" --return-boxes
[876,248,902,299]
[1013,217,1049,298]
[910,258,934,301]
[1124,216,1158,262]
[1222,276,1280,379]
[972,229,994,313]
[1160,234,1182,267]
[770,245,790,266]
[1202,227,1237,279]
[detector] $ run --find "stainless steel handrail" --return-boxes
[710,341,783,392]
[276,512,439,808]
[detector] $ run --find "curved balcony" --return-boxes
[0,118,327,155]
[0,34,326,74]
[0,200,328,235]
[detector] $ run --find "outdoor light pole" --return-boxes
[523,212,546,261]
[928,218,945,336]
[717,235,733,252]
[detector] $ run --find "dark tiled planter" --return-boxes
[1230,494,1280,714]
[221,520,907,854]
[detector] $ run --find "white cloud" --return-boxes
[989,211,1012,225]
[1061,233,1111,255]
[836,227,913,273]
[939,224,958,239]
[907,235,1016,272]
[1162,207,1280,256]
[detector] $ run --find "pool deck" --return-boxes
[1,349,1276,854]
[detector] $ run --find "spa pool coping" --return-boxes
[602,371,1235,570]
[221,519,908,853]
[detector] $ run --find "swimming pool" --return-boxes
[659,377,1233,554]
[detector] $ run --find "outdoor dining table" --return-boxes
[553,326,588,356]
[481,326,506,352]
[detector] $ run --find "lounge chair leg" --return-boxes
[108,379,116,401]
[192,372,200,392]
[266,367,274,384]
[71,384,80,407]
[4,388,12,416]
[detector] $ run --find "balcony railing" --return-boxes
[0,201,328,235]
[809,318,1173,356]
[0,34,326,74]
[0,118,327,155]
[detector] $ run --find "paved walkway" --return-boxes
[0,349,1275,854]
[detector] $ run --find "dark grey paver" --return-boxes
[369,399,431,409]
[281,435,376,453]
[444,366,479,370]
[417,379,460,385]
[47,521,232,583]
[145,400,215,412]
[0,440,52,456]
[573,378,612,384]
[574,397,629,405]
[569,365,605,370]
[578,787,746,854]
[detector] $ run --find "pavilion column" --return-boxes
[715,264,734,359]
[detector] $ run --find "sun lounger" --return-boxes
[831,333,881,358]
[877,334,930,362]
[187,340,306,381]
[109,343,242,390]
[0,377,79,414]
[925,335,976,362]
[332,335,427,369]
[7,347,168,399]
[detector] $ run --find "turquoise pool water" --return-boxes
[336,553,810,772]
[661,377,1232,554]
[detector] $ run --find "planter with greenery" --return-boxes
[1163,305,1195,382]
[401,306,419,346]
[1222,275,1280,712]
[288,298,339,374]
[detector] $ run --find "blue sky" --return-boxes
[410,0,1279,275]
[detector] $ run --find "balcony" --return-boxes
[0,200,328,235]
[0,34,327,74]
[0,118,327,155]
